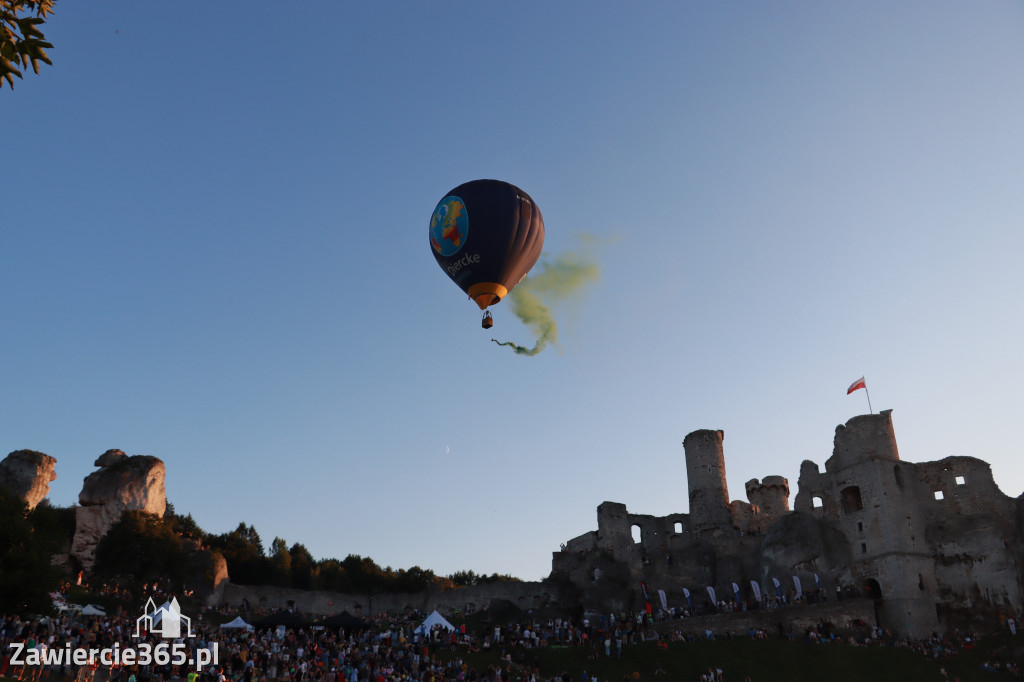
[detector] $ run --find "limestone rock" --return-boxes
[187,549,230,606]
[71,452,166,572]
[0,450,57,509]
[94,449,128,468]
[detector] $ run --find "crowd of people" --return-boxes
[1,596,1021,682]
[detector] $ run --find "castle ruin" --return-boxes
[552,410,1024,637]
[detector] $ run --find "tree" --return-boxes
[0,489,64,614]
[269,537,291,586]
[93,511,188,598]
[1,0,55,89]
[446,569,520,587]
[169,512,205,541]
[313,558,348,592]
[206,522,276,585]
[288,542,314,590]
[393,566,435,593]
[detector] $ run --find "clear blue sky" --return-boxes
[3,1,1022,582]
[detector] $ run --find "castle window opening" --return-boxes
[934,490,944,500]
[840,486,863,513]
[955,475,966,486]
[861,542,867,554]
[631,524,642,544]
[812,496,823,508]
[857,522,863,532]
[674,522,683,534]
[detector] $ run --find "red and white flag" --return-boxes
[847,377,867,394]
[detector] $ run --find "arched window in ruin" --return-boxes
[893,465,904,489]
[863,578,882,599]
[674,522,683,534]
[812,496,824,509]
[840,486,863,513]
[955,475,966,486]
[631,524,642,544]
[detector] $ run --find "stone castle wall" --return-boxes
[553,411,1024,638]
[648,599,877,640]
[219,580,558,618]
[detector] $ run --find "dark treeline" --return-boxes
[0,489,519,615]
[0,489,76,614]
[192,514,519,594]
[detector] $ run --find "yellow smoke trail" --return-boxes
[491,237,601,356]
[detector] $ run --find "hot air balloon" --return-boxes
[429,179,545,328]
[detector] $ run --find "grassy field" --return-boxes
[440,634,1023,682]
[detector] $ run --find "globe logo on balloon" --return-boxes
[429,196,469,257]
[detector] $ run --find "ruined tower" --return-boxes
[745,476,790,519]
[684,429,732,536]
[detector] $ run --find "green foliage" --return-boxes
[169,512,205,540]
[289,542,314,589]
[31,498,77,545]
[447,570,521,587]
[93,510,188,596]
[0,489,64,614]
[207,522,287,585]
[158,510,530,597]
[339,553,384,592]
[0,0,56,89]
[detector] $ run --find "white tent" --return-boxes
[80,604,106,616]
[220,616,254,631]
[414,610,455,636]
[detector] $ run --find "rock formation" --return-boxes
[187,546,231,605]
[0,449,57,509]
[71,449,167,572]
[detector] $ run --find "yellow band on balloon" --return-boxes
[467,282,508,310]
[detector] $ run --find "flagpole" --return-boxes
[864,385,873,414]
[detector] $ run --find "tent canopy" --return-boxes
[414,610,455,635]
[220,616,254,630]
[315,612,367,629]
[80,604,106,616]
[252,611,312,628]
